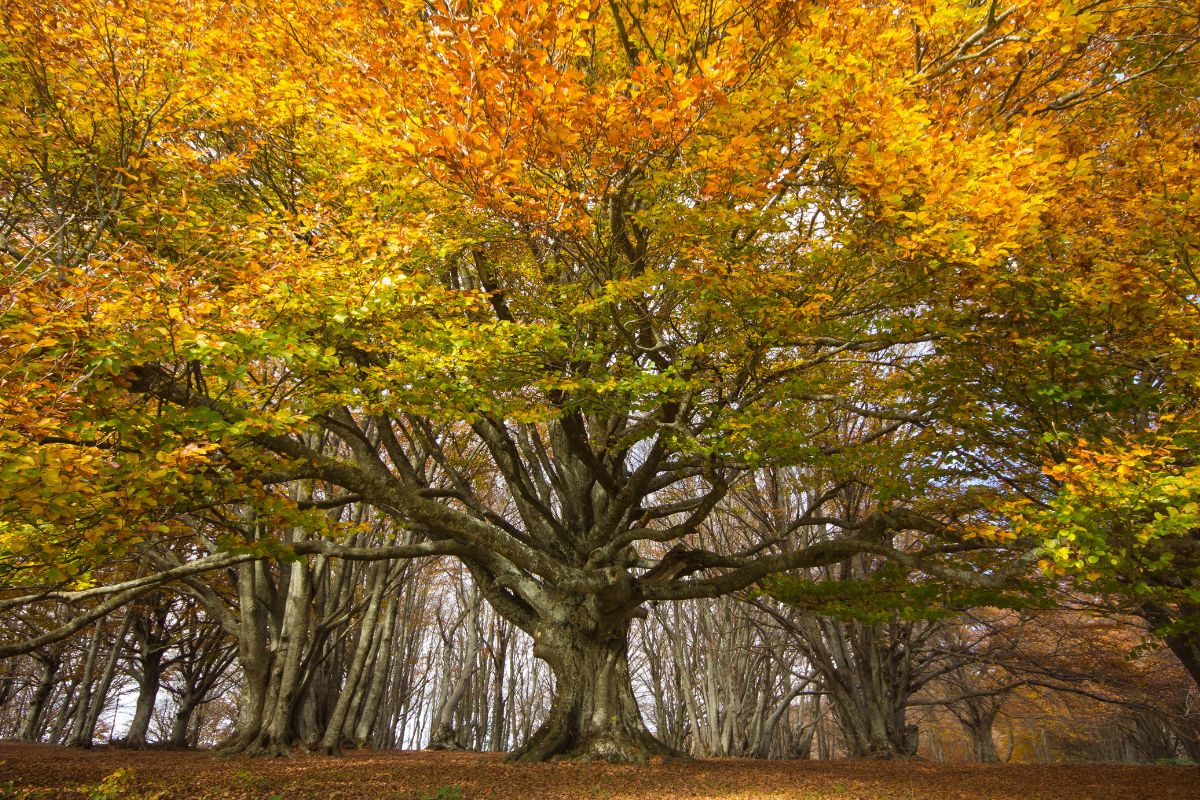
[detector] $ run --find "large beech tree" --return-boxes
[2,0,1197,761]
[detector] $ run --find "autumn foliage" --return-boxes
[0,0,1198,768]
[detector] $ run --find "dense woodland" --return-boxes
[1,0,1199,773]
[0,564,1197,763]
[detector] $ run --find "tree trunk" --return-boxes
[488,622,508,751]
[667,608,705,756]
[169,693,202,748]
[78,613,131,747]
[953,696,1001,763]
[1143,603,1200,689]
[65,622,104,748]
[968,718,1000,762]
[255,559,313,756]
[792,616,920,759]
[352,595,398,748]
[220,561,275,754]
[125,657,163,748]
[1164,628,1200,689]
[826,680,916,759]
[428,589,480,752]
[794,696,820,759]
[47,676,80,744]
[125,604,171,748]
[319,561,383,755]
[18,653,59,741]
[752,683,803,758]
[510,617,677,763]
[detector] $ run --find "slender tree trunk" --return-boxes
[320,562,384,755]
[48,676,80,744]
[501,653,518,752]
[352,595,398,748]
[667,609,704,756]
[428,591,480,751]
[488,622,508,751]
[65,622,104,748]
[78,613,131,746]
[18,653,59,741]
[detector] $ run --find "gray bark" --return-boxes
[18,652,59,741]
[320,560,384,754]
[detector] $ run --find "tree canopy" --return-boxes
[1,0,1198,761]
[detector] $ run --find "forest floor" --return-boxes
[0,743,1195,800]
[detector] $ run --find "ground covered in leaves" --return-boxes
[0,744,1195,800]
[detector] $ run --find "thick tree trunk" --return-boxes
[510,617,677,763]
[125,659,163,748]
[966,718,1000,762]
[220,562,278,754]
[125,604,171,748]
[169,693,202,748]
[256,560,313,755]
[828,684,916,759]
[791,616,920,759]
[954,696,1001,763]
[751,683,803,758]
[793,696,820,759]
[227,559,316,757]
[1164,629,1200,689]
